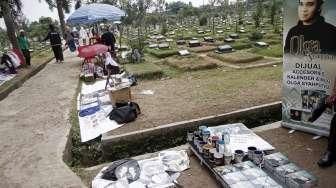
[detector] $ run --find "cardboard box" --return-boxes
[109,87,131,106]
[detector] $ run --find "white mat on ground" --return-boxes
[79,80,123,142]
[0,73,15,86]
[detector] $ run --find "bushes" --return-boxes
[249,31,263,41]
[199,16,208,26]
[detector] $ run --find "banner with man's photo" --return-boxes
[282,0,336,136]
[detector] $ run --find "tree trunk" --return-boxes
[56,0,66,37]
[1,1,20,49]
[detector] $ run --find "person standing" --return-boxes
[100,26,116,57]
[43,24,64,63]
[64,26,76,52]
[17,30,31,66]
[309,83,336,167]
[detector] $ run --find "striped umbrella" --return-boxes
[67,3,126,25]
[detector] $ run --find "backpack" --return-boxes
[108,102,141,124]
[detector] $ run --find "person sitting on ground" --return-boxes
[43,24,64,63]
[17,30,31,66]
[0,53,17,74]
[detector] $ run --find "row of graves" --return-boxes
[92,123,318,188]
[145,26,281,70]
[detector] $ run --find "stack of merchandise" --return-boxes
[80,63,95,82]
[215,161,281,188]
[92,150,190,188]
[264,152,317,188]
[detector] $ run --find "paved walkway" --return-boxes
[0,51,85,188]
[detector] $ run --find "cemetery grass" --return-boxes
[108,65,283,136]
[165,55,217,71]
[249,44,283,58]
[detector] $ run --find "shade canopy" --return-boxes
[67,3,126,25]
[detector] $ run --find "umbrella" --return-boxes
[67,3,126,25]
[78,44,109,58]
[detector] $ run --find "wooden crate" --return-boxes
[109,87,132,106]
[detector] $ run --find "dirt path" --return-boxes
[0,51,85,187]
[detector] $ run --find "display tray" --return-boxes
[189,143,317,188]
[189,144,283,188]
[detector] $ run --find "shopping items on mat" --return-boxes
[92,150,189,188]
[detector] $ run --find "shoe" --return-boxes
[317,151,334,167]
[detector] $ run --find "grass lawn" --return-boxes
[248,44,283,58]
[124,62,163,79]
[208,51,264,64]
[145,48,178,58]
[166,55,217,71]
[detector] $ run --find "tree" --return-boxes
[166,1,188,15]
[253,0,263,28]
[0,0,22,49]
[42,0,71,36]
[120,0,152,53]
[28,17,59,41]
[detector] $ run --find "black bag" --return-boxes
[109,102,140,124]
[101,159,140,182]
[129,75,137,86]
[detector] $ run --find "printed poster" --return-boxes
[282,0,336,136]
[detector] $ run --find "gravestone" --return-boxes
[229,33,239,39]
[176,40,186,45]
[158,43,170,49]
[178,50,190,56]
[168,31,175,35]
[188,40,201,47]
[255,42,269,48]
[224,38,235,43]
[149,44,158,48]
[217,30,224,34]
[216,45,234,53]
[166,39,174,42]
[204,37,215,43]
[239,29,246,33]
[197,30,205,34]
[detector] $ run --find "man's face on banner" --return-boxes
[298,0,318,23]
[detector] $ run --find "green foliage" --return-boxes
[27,17,59,41]
[145,48,178,58]
[249,31,263,41]
[0,28,9,51]
[124,62,163,80]
[253,0,263,28]
[199,15,208,26]
[249,44,283,58]
[161,22,168,35]
[166,1,188,14]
